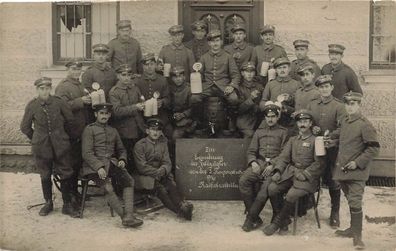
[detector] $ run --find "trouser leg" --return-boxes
[239,167,261,213]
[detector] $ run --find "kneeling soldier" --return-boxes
[330,92,379,250]
[239,102,289,231]
[81,103,143,228]
[20,77,80,217]
[263,110,324,235]
[134,118,194,220]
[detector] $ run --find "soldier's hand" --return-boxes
[156,167,166,179]
[173,112,185,121]
[135,102,145,111]
[81,95,92,104]
[251,162,260,174]
[271,172,281,182]
[295,172,306,181]
[344,161,357,171]
[262,165,273,178]
[224,86,234,95]
[312,126,321,135]
[97,168,107,180]
[251,90,260,99]
[324,138,337,148]
[118,160,126,169]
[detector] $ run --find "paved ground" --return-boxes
[0,172,395,251]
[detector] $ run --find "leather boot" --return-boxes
[329,189,341,228]
[242,196,254,214]
[39,179,53,216]
[351,208,365,250]
[269,195,283,223]
[61,179,80,218]
[179,201,194,221]
[335,208,353,238]
[242,215,263,232]
[105,191,124,218]
[263,201,294,236]
[122,187,143,228]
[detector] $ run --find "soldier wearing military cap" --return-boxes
[184,20,210,61]
[192,29,241,133]
[294,63,320,111]
[251,25,288,84]
[107,20,143,74]
[236,61,264,138]
[82,44,117,106]
[321,44,363,99]
[158,25,195,81]
[80,102,143,227]
[109,64,145,174]
[239,101,289,232]
[325,92,379,249]
[168,66,196,139]
[290,39,321,82]
[260,57,301,133]
[133,118,194,221]
[224,24,254,70]
[305,74,346,228]
[21,77,80,218]
[136,53,173,141]
[55,60,91,200]
[263,109,324,236]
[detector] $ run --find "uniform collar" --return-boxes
[258,121,280,130]
[319,95,334,104]
[276,75,292,82]
[66,76,81,85]
[242,79,257,88]
[93,121,108,128]
[331,62,344,72]
[262,43,274,51]
[297,131,313,140]
[194,38,207,44]
[209,49,224,56]
[171,43,184,50]
[302,83,315,92]
[233,42,247,50]
[93,62,110,71]
[172,83,188,92]
[115,80,135,89]
[38,96,53,106]
[143,73,158,80]
[295,57,309,64]
[118,36,132,44]
[146,135,165,144]
[347,112,362,123]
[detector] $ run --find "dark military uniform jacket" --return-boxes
[199,49,241,91]
[81,62,118,97]
[108,37,143,74]
[81,122,127,176]
[306,95,345,135]
[251,43,288,73]
[55,76,89,138]
[136,73,171,124]
[321,62,363,99]
[158,43,195,80]
[20,96,74,159]
[332,113,380,181]
[274,133,324,192]
[133,135,172,178]
[289,57,321,82]
[169,83,193,127]
[109,80,145,139]
[184,38,210,61]
[224,42,254,70]
[294,84,320,111]
[246,122,289,168]
[236,79,264,131]
[260,76,301,104]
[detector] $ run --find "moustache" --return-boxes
[299,126,307,129]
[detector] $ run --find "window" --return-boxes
[52,2,119,64]
[370,1,396,69]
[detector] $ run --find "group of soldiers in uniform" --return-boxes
[20,19,380,250]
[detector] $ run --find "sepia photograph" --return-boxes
[0,0,395,250]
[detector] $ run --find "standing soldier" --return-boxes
[134,118,194,221]
[158,25,195,81]
[82,44,117,98]
[224,24,254,70]
[329,92,379,250]
[306,74,346,228]
[81,103,144,228]
[20,77,80,217]
[184,20,210,61]
[263,110,324,236]
[294,63,320,111]
[321,44,363,99]
[239,102,289,232]
[109,64,145,174]
[108,20,143,74]
[289,40,321,82]
[251,25,288,84]
[55,60,91,201]
[236,61,264,138]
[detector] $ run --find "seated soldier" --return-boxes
[81,103,143,228]
[236,61,264,138]
[169,66,196,139]
[133,118,194,221]
[191,29,241,134]
[263,109,324,236]
[239,102,289,232]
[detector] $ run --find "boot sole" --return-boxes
[122,221,144,228]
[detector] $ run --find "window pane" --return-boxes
[92,2,117,46]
